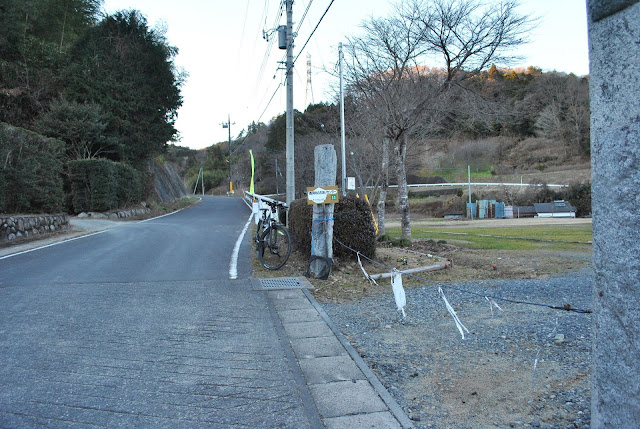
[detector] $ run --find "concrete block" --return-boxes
[278,308,323,323]
[290,336,348,359]
[282,321,334,339]
[309,380,387,418]
[298,355,365,385]
[272,297,312,311]
[268,289,306,300]
[324,412,402,429]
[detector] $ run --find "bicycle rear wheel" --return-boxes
[258,224,291,270]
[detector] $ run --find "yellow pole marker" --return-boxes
[249,150,255,194]
[364,194,379,235]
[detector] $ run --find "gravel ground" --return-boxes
[322,270,593,429]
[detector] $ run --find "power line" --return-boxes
[231,82,284,157]
[254,0,286,93]
[295,0,314,34]
[293,0,335,66]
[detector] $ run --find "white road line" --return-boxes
[229,214,253,280]
[0,206,190,261]
[0,229,112,261]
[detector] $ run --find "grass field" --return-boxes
[385,224,593,251]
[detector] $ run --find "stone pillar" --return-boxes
[587,1,640,427]
[310,144,337,278]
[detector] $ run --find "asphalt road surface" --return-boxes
[0,197,323,428]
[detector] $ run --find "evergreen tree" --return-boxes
[64,10,184,166]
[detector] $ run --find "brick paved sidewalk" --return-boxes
[1,277,412,428]
[0,279,321,428]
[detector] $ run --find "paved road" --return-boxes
[0,197,322,427]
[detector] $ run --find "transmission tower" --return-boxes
[304,53,314,108]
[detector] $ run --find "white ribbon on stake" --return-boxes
[391,270,406,319]
[357,252,378,286]
[439,287,469,339]
[485,296,504,316]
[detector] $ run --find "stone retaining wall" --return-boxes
[1,214,69,243]
[77,207,151,220]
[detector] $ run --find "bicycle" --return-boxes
[255,200,291,270]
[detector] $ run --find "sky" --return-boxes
[101,0,590,150]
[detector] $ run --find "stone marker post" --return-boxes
[587,1,640,427]
[310,144,337,277]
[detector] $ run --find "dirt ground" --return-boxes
[254,218,593,428]
[259,218,593,303]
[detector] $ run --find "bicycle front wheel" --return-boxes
[258,224,291,270]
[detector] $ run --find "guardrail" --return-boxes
[388,182,568,189]
[244,191,288,224]
[243,191,287,207]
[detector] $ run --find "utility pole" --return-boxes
[221,115,234,195]
[339,42,346,197]
[285,0,295,206]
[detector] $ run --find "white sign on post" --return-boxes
[347,177,356,190]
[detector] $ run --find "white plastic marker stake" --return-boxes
[532,348,542,386]
[439,287,469,339]
[485,296,504,316]
[391,270,406,319]
[357,253,378,285]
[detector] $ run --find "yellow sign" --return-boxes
[306,186,339,205]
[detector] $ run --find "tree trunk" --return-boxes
[376,138,389,236]
[395,134,411,241]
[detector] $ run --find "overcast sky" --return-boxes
[101,0,590,150]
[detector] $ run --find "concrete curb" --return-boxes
[302,288,415,429]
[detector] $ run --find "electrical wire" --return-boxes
[334,238,592,314]
[295,0,314,35]
[293,0,335,66]
[230,83,284,156]
[254,0,286,94]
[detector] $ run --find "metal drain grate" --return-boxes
[252,277,314,291]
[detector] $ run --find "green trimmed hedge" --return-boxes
[0,123,65,213]
[68,159,142,213]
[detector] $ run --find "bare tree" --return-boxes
[345,3,436,240]
[345,0,533,239]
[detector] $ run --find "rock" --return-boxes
[108,213,118,220]
[77,212,89,218]
[554,334,566,346]
[8,233,15,241]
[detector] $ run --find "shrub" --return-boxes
[115,162,142,206]
[186,169,226,193]
[68,159,143,213]
[0,123,65,213]
[288,195,376,260]
[564,182,591,217]
[88,159,118,211]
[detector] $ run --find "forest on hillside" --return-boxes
[176,0,590,234]
[179,68,590,213]
[0,0,184,214]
